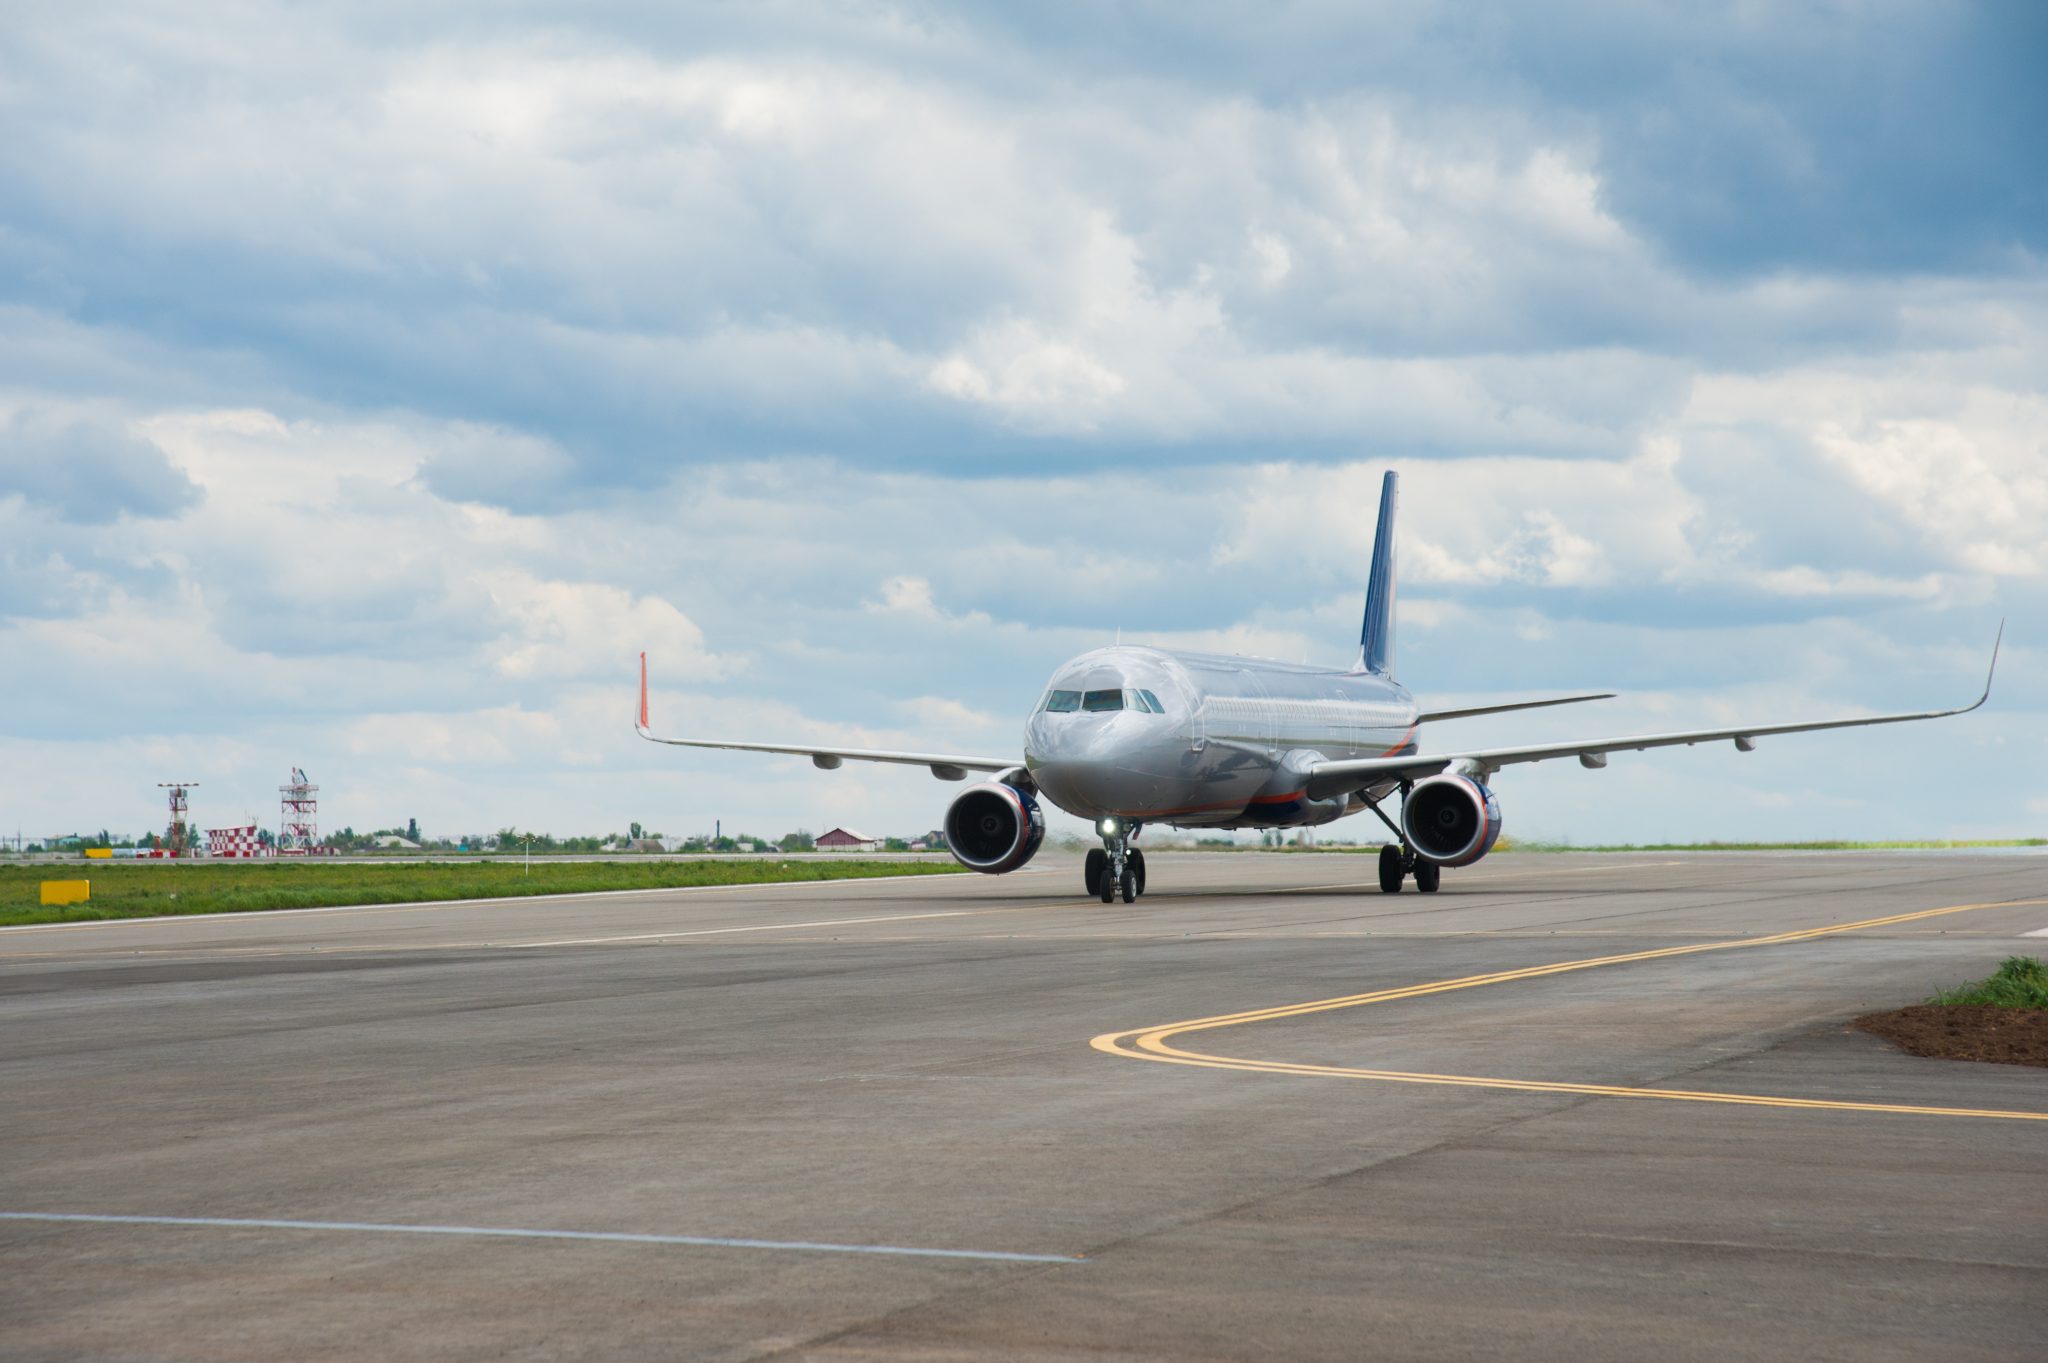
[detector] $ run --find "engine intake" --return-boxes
[944,782,1046,874]
[1401,775,1502,867]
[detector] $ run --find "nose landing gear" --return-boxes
[1084,822,1146,902]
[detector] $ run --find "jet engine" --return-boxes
[944,782,1046,874]
[1401,774,1502,867]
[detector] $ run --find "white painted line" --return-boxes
[0,1211,1081,1264]
[0,871,977,934]
[505,908,984,948]
[2023,926,2048,937]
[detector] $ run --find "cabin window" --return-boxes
[1043,690,1081,713]
[1081,689,1125,712]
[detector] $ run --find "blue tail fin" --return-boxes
[1357,471,1397,676]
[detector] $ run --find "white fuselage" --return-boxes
[1023,646,1419,829]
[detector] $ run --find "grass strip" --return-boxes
[0,859,965,928]
[1930,956,2048,1010]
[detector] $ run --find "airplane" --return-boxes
[638,472,2001,903]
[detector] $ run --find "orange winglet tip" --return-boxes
[638,651,650,729]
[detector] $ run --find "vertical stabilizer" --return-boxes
[1357,471,1397,676]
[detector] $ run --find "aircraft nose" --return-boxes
[1026,715,1177,819]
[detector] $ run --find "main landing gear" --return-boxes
[1366,785,1440,895]
[1084,820,1146,903]
[1377,844,1440,895]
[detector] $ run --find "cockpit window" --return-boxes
[1081,689,1125,712]
[1137,688,1165,713]
[1042,690,1081,713]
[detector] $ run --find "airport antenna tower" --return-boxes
[157,782,199,855]
[277,767,319,855]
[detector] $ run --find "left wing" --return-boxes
[1306,623,2002,801]
[634,654,1017,781]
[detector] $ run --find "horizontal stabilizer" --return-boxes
[1418,692,1616,724]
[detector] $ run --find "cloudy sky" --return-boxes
[3,1,2043,847]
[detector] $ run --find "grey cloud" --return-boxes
[415,425,575,510]
[0,408,200,523]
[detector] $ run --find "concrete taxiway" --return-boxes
[3,852,2045,1361]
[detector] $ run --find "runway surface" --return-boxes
[3,851,2045,1361]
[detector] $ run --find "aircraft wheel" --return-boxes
[1119,865,1138,903]
[1414,860,1441,894]
[1099,865,1117,903]
[1377,844,1405,894]
[1084,848,1107,898]
[1129,848,1147,896]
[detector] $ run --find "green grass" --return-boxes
[1929,956,2048,1011]
[1496,838,2047,853]
[0,859,966,928]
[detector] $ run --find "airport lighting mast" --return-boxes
[157,782,200,856]
[278,767,319,855]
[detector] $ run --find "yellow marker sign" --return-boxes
[83,848,113,859]
[40,880,91,906]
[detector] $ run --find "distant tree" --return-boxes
[629,821,643,840]
[406,817,420,843]
[884,837,910,852]
[778,829,815,852]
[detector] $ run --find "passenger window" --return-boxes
[1081,689,1125,712]
[1044,690,1081,713]
[1139,689,1165,713]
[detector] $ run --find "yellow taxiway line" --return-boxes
[1093,896,2048,1122]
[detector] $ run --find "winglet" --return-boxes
[1976,618,2004,710]
[638,651,650,732]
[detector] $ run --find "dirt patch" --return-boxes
[1853,1005,2048,1068]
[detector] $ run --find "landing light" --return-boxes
[1097,817,1121,838]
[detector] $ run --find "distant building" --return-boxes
[815,827,883,851]
[372,835,422,850]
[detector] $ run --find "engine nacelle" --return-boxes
[944,782,1046,874]
[1401,774,1503,867]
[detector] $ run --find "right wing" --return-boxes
[1307,623,2002,801]
[635,654,1018,782]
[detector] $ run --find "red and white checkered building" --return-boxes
[206,825,266,858]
